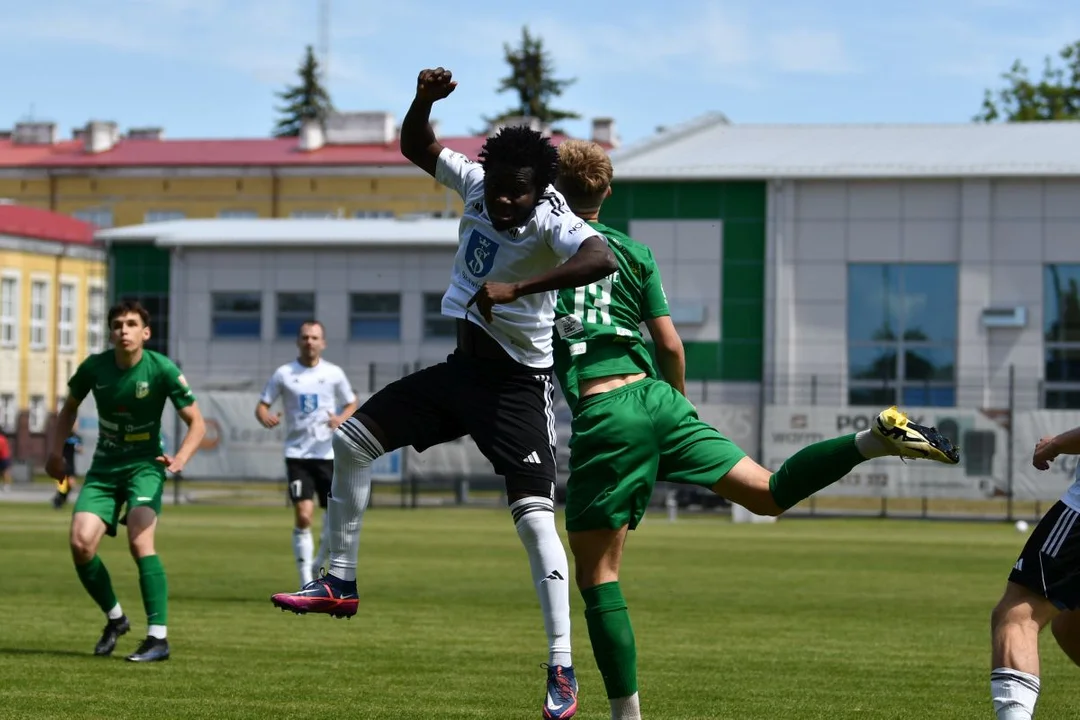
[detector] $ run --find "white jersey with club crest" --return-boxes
[435,147,593,368]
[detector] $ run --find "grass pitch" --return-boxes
[0,503,1077,719]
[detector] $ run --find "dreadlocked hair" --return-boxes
[478,126,559,191]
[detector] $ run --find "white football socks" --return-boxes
[107,603,124,620]
[312,510,330,575]
[854,429,893,459]
[328,419,381,583]
[293,527,314,586]
[611,693,641,720]
[147,624,167,640]
[991,668,1040,719]
[511,496,572,668]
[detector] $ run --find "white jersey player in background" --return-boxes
[256,320,358,588]
[990,423,1080,719]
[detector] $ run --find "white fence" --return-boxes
[71,390,1078,503]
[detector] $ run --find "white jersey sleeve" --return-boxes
[333,367,357,407]
[259,367,284,406]
[543,203,593,260]
[435,147,484,201]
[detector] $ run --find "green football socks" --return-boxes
[75,555,119,615]
[582,581,638,700]
[136,554,168,627]
[768,434,866,510]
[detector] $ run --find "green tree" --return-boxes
[485,26,580,131]
[975,40,1080,122]
[273,45,333,137]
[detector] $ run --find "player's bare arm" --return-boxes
[156,403,206,474]
[468,236,617,322]
[329,398,360,431]
[645,315,687,397]
[255,401,281,429]
[399,67,457,178]
[46,395,82,480]
[1034,426,1080,470]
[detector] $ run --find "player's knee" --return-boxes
[992,595,1037,632]
[332,430,378,466]
[69,533,97,563]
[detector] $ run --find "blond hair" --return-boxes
[556,140,613,210]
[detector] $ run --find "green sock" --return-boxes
[768,434,866,510]
[136,555,168,627]
[75,555,119,615]
[582,582,638,700]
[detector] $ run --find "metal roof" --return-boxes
[610,114,1080,179]
[95,218,462,247]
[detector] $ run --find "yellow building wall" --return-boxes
[6,169,466,226]
[0,247,106,418]
[0,176,51,208]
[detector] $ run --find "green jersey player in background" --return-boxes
[551,141,962,720]
[47,300,206,663]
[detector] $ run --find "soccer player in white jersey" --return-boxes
[270,66,616,719]
[990,424,1080,719]
[256,320,358,588]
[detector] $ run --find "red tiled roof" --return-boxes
[0,134,586,168]
[0,204,96,244]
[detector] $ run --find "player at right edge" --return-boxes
[550,140,962,720]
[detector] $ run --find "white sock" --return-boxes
[147,624,167,640]
[312,510,330,574]
[855,429,893,459]
[511,496,572,667]
[328,419,381,583]
[107,603,123,620]
[293,527,314,586]
[610,693,641,720]
[991,668,1040,720]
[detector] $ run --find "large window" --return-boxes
[218,210,258,219]
[1044,264,1080,408]
[30,280,48,349]
[0,276,17,347]
[277,292,315,338]
[73,208,114,229]
[0,393,15,433]
[423,293,455,339]
[212,292,262,338]
[28,394,46,434]
[59,282,76,351]
[144,211,185,223]
[349,293,401,340]
[87,286,106,352]
[847,264,958,407]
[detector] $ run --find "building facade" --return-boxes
[0,205,106,447]
[96,219,462,391]
[612,117,1080,410]
[0,113,618,229]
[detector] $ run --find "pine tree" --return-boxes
[485,26,579,132]
[273,45,333,137]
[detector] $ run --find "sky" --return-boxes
[2,0,1079,148]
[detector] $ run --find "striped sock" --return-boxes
[511,495,572,667]
[327,419,382,583]
[991,667,1040,719]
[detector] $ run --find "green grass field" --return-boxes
[1,503,1077,719]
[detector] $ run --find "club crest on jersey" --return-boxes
[465,229,499,277]
[135,381,149,399]
[299,394,319,414]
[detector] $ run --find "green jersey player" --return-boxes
[47,300,206,663]
[551,141,962,720]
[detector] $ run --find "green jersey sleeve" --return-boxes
[157,355,196,410]
[67,354,97,403]
[641,249,670,320]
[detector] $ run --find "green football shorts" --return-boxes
[564,377,746,533]
[73,460,166,536]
